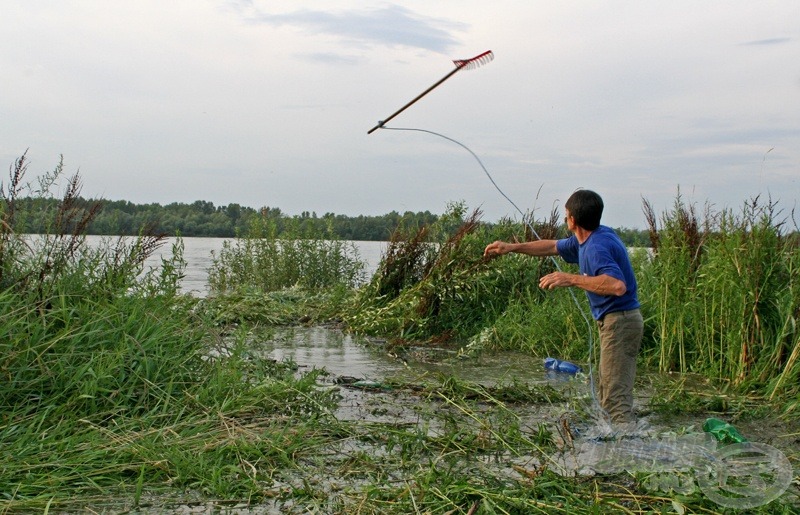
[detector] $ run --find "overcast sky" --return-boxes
[2,1,798,229]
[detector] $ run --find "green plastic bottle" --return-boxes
[703,417,748,444]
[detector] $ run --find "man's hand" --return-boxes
[483,240,510,257]
[539,271,574,290]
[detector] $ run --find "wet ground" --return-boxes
[256,325,588,424]
[250,325,800,441]
[251,326,800,510]
[122,325,799,513]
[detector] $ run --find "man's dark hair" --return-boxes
[565,189,604,231]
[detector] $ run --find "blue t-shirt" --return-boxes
[555,225,639,320]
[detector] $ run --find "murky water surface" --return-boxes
[247,327,798,510]
[259,326,560,386]
[252,326,588,428]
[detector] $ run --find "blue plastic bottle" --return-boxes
[544,357,582,374]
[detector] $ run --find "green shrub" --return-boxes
[344,203,572,346]
[207,215,365,294]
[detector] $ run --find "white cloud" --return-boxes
[231,3,466,52]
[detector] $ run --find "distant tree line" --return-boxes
[12,197,651,245]
[12,197,440,241]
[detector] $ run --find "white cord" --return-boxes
[380,126,603,413]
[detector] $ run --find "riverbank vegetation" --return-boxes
[344,195,800,416]
[10,160,650,244]
[2,153,798,512]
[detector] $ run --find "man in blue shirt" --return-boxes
[484,189,643,424]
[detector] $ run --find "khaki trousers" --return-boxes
[597,309,643,424]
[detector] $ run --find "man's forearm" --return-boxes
[506,240,558,257]
[571,273,627,296]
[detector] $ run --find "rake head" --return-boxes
[453,50,494,70]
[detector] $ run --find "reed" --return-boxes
[207,213,365,294]
[346,191,799,414]
[640,193,800,410]
[0,155,340,510]
[343,203,568,343]
[3,153,797,511]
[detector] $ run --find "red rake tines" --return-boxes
[452,50,494,70]
[367,50,494,134]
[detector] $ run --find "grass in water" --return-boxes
[2,154,798,512]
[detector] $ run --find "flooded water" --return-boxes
[245,326,797,510]
[249,326,593,427]
[256,326,580,389]
[262,326,408,381]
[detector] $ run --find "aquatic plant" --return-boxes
[0,155,343,510]
[1,152,173,303]
[639,193,800,412]
[207,212,366,294]
[3,153,797,512]
[344,201,595,362]
[345,188,800,415]
[202,197,582,364]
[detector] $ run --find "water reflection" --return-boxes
[260,326,407,380]
[253,326,578,388]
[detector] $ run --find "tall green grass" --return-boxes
[344,202,595,360]
[207,212,365,294]
[0,154,342,510]
[3,152,797,511]
[639,194,800,411]
[346,192,800,414]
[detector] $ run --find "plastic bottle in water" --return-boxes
[544,357,582,374]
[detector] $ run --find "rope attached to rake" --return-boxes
[367,50,603,415]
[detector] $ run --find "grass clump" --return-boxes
[344,190,800,417]
[639,192,800,414]
[0,154,342,511]
[343,201,595,367]
[207,213,366,294]
[347,203,553,335]
[204,209,367,325]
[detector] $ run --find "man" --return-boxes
[483,189,643,424]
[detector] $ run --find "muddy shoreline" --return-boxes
[96,326,800,513]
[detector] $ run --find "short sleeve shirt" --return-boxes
[555,225,640,320]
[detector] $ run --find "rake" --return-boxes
[367,50,494,134]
